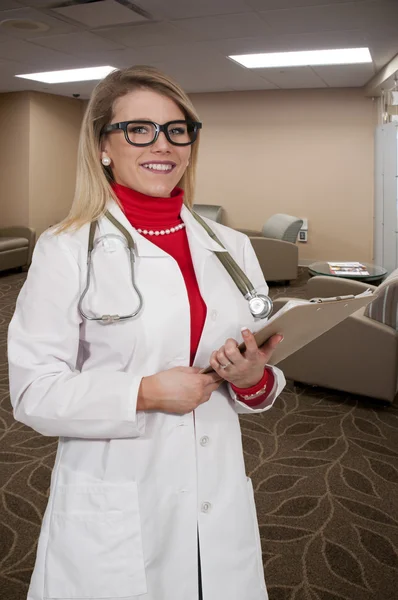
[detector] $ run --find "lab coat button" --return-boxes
[200,436,209,446]
[201,502,211,513]
[211,310,218,321]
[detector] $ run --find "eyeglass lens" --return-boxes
[126,121,196,145]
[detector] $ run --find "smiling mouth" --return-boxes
[141,162,176,173]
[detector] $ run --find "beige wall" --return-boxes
[0,91,83,237]
[1,87,377,262]
[0,93,30,228]
[29,92,82,236]
[191,88,377,263]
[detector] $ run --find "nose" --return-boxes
[151,130,172,153]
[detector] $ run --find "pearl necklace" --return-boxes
[137,223,185,236]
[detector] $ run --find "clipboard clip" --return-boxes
[309,294,355,303]
[309,288,373,303]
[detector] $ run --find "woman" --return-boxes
[8,66,286,600]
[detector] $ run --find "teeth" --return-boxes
[143,163,173,171]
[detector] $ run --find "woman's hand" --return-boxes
[138,367,221,414]
[209,328,283,389]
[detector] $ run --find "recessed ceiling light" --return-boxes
[0,19,49,32]
[229,48,372,68]
[16,66,116,84]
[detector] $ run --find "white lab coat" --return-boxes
[8,200,286,600]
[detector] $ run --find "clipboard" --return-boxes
[201,290,374,373]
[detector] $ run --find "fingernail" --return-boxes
[241,327,250,336]
[278,335,284,343]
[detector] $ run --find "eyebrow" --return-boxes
[117,118,186,122]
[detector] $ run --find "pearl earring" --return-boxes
[101,156,111,166]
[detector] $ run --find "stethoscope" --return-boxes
[78,209,273,324]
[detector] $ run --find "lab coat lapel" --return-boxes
[181,206,228,367]
[180,205,227,282]
[104,199,169,258]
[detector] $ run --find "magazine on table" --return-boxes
[327,262,370,276]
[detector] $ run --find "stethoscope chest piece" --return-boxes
[248,294,273,319]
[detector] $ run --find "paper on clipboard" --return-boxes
[200,289,374,373]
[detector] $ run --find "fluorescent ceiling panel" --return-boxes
[229,47,372,68]
[16,65,116,83]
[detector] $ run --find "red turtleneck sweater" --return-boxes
[112,183,274,406]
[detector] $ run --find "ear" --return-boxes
[99,145,112,165]
[99,135,110,154]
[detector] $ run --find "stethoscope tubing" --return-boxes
[78,208,273,323]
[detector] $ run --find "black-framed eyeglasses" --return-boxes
[101,120,202,147]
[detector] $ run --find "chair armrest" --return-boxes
[250,237,298,282]
[307,275,377,299]
[0,226,36,264]
[236,228,261,237]
[251,237,298,265]
[251,237,298,257]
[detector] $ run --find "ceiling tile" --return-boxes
[273,29,369,52]
[0,7,79,39]
[0,1,23,10]
[53,48,143,69]
[366,37,398,70]
[246,0,358,9]
[312,63,375,87]
[0,57,33,74]
[356,0,398,36]
[170,13,271,42]
[135,0,252,20]
[117,41,215,64]
[254,66,328,88]
[32,31,125,54]
[12,1,56,6]
[53,0,148,29]
[258,3,361,35]
[0,57,53,91]
[153,64,234,93]
[0,39,73,67]
[0,24,16,41]
[157,51,280,91]
[229,78,278,90]
[97,22,191,47]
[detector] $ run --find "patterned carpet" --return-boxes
[1,268,397,600]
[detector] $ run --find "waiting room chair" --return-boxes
[238,214,303,283]
[192,204,224,224]
[272,271,398,404]
[0,226,36,273]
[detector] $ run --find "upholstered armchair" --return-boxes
[238,214,303,283]
[273,273,398,404]
[192,204,224,224]
[0,226,36,273]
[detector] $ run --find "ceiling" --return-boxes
[0,0,397,98]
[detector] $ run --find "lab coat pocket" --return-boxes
[44,482,147,599]
[246,477,267,590]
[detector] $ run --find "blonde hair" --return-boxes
[57,65,201,233]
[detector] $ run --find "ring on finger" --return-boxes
[218,360,231,369]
